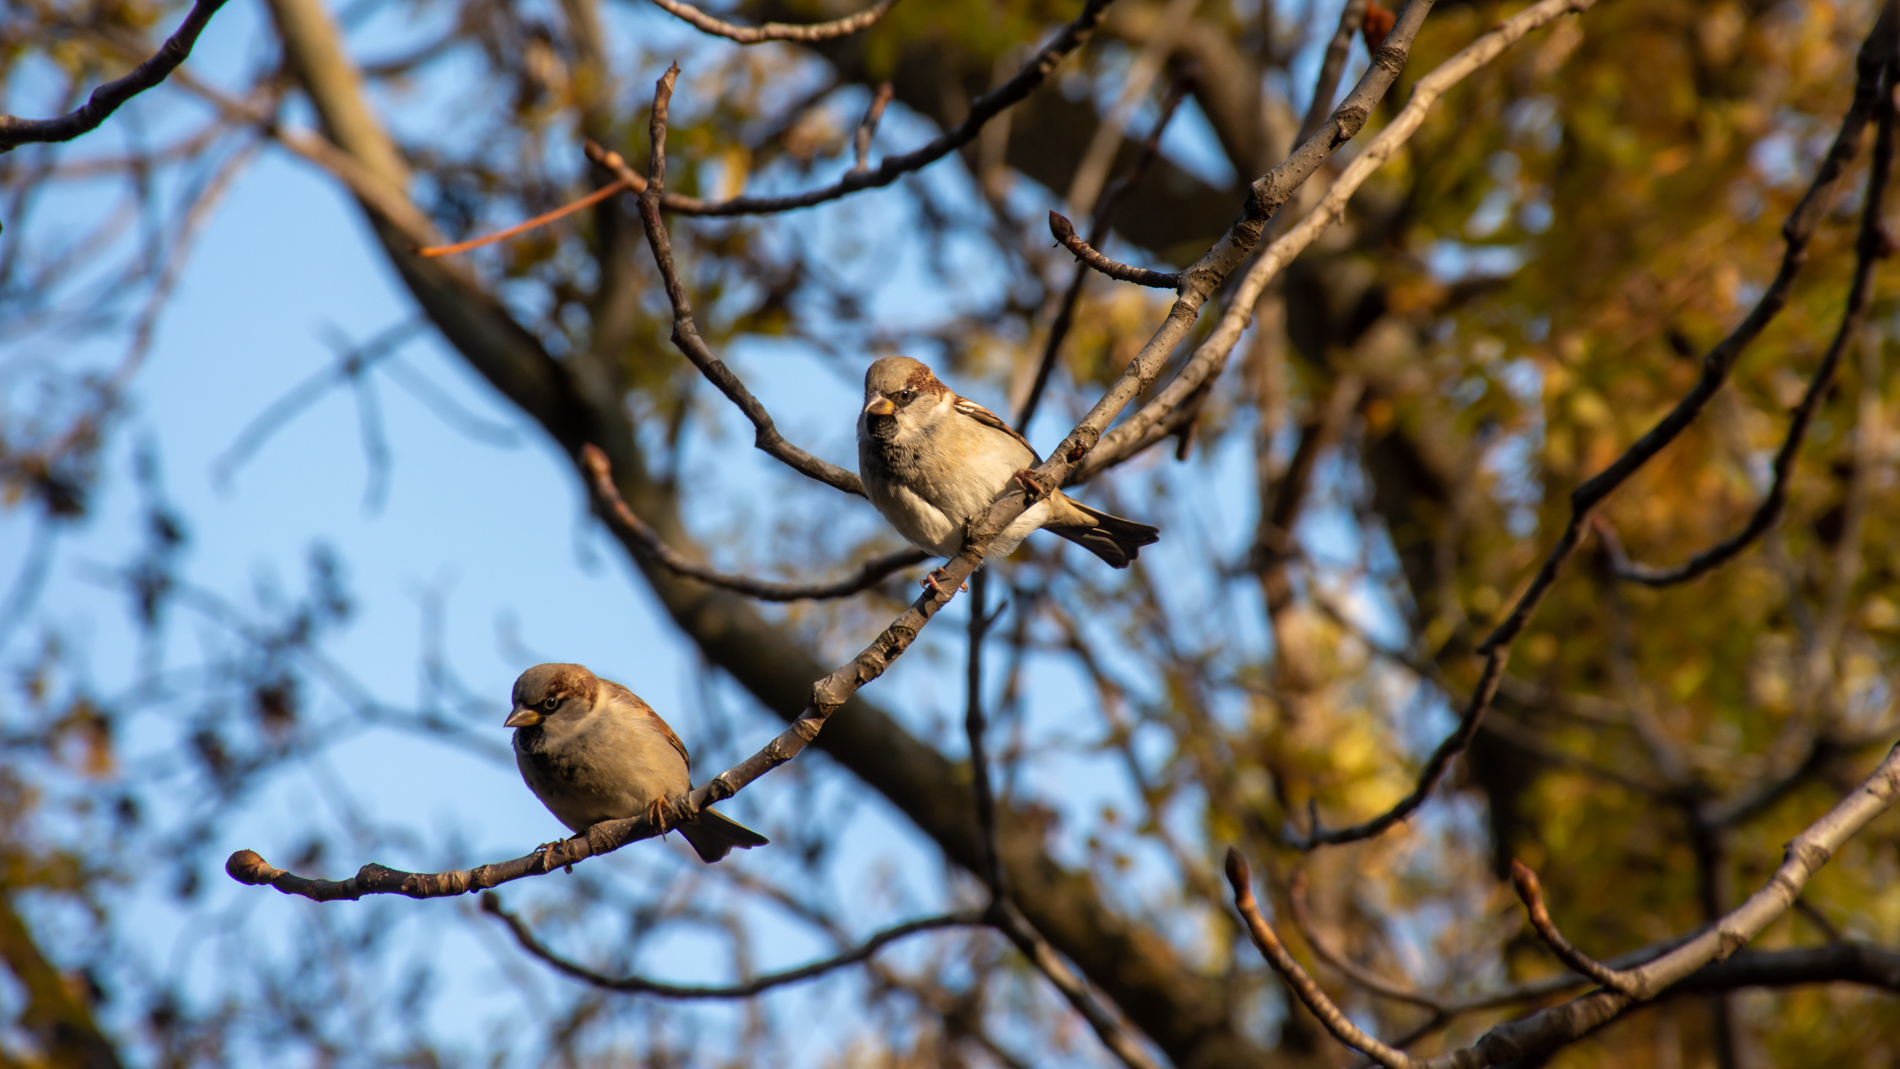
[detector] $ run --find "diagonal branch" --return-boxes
[1286,2,1895,848]
[1611,58,1898,587]
[650,0,899,44]
[0,0,229,152]
[483,894,985,997]
[583,445,926,600]
[417,177,634,258]
[1226,849,1419,1069]
[1407,739,1900,1068]
[1286,869,1446,1011]
[1508,861,1640,996]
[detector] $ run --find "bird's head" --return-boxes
[860,356,951,443]
[505,663,600,728]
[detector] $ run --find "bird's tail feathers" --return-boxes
[677,808,770,864]
[1048,496,1159,569]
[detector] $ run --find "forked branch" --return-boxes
[650,0,900,44]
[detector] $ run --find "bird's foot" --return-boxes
[921,568,968,597]
[534,841,563,873]
[1013,468,1051,502]
[646,796,671,835]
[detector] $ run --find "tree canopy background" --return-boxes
[1,0,1898,1066]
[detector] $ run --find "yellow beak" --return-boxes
[503,707,544,728]
[863,396,896,417]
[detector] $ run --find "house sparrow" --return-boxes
[857,356,1158,586]
[504,663,768,863]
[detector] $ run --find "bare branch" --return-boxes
[1613,62,1898,586]
[637,0,1116,217]
[1408,739,1900,1068]
[1282,0,1895,848]
[852,82,895,173]
[965,571,1006,896]
[0,0,229,152]
[582,445,926,600]
[1296,0,1371,146]
[988,901,1165,1069]
[1508,861,1641,996]
[483,894,985,997]
[649,0,900,44]
[607,94,866,496]
[1285,869,1445,1011]
[1225,849,1419,1069]
[1047,211,1182,289]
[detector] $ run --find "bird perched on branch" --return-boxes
[857,356,1158,591]
[504,663,768,863]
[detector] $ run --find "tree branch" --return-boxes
[1226,849,1420,1069]
[0,0,229,152]
[1285,0,1892,848]
[650,0,899,43]
[582,445,926,600]
[1611,55,1898,587]
[1047,211,1182,289]
[1508,861,1641,996]
[483,894,985,997]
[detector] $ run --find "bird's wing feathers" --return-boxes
[952,397,1040,462]
[601,678,691,769]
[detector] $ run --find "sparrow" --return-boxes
[504,663,768,863]
[857,356,1158,588]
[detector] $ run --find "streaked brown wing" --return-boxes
[953,397,1040,461]
[603,678,691,769]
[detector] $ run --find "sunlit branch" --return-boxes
[1226,849,1420,1069]
[1296,0,1370,145]
[649,0,900,44]
[0,0,229,151]
[416,177,634,258]
[582,445,927,600]
[484,894,985,997]
[1047,212,1181,289]
[1508,861,1640,996]
[1406,739,1900,1068]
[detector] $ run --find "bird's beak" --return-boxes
[504,707,543,728]
[863,395,895,417]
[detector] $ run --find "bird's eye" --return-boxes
[896,389,915,404]
[543,695,560,710]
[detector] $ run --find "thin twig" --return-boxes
[582,445,926,600]
[1612,79,1898,586]
[1016,77,1189,429]
[1286,870,1445,1010]
[1296,0,1371,146]
[0,0,230,151]
[1047,212,1181,289]
[649,0,899,44]
[853,82,895,173]
[613,79,866,496]
[1225,849,1418,1068]
[988,900,1164,1069]
[484,894,985,997]
[1507,861,1640,995]
[965,570,1006,896]
[416,178,632,257]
